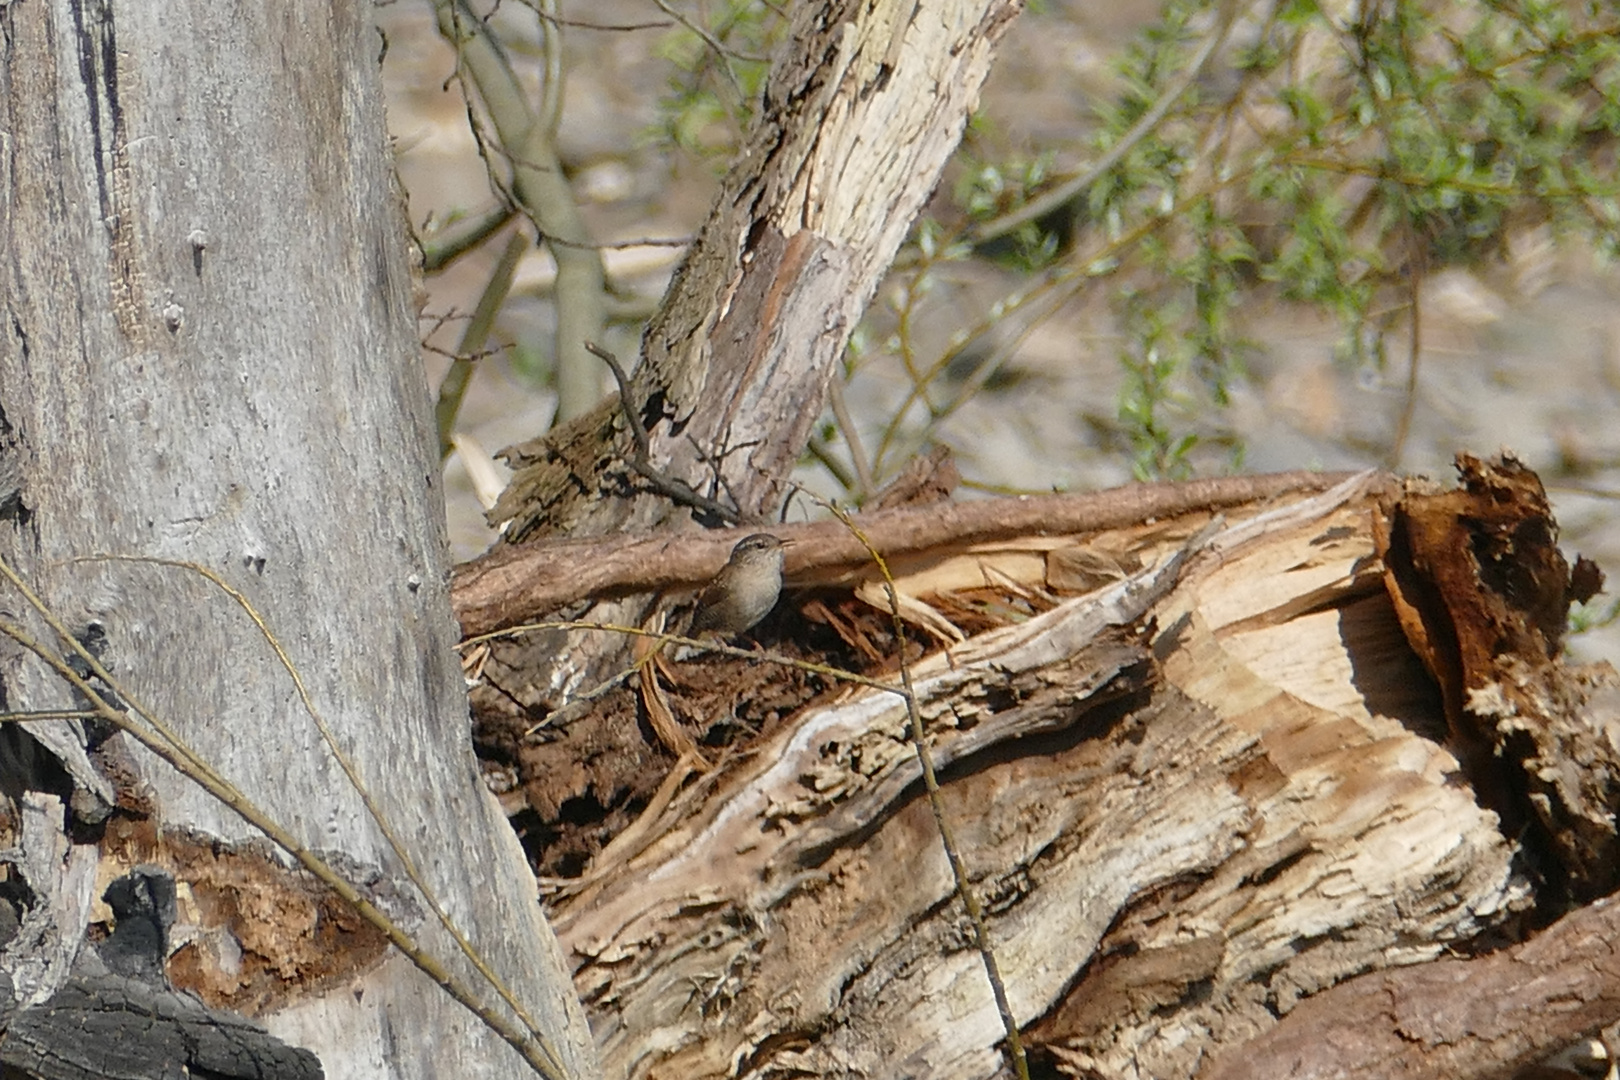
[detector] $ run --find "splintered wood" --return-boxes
[1374,452,1618,901]
[522,461,1616,1080]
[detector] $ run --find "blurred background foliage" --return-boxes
[383,0,1620,642]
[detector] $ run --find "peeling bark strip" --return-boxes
[489,0,1025,542]
[534,473,1569,1080]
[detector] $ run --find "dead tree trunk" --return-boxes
[491,0,1024,543]
[464,460,1617,1079]
[0,2,595,1078]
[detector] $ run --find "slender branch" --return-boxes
[437,231,528,458]
[805,432,857,491]
[970,0,1243,244]
[436,0,607,423]
[523,6,673,32]
[827,374,875,500]
[547,233,694,250]
[1277,152,1620,197]
[584,340,750,525]
[1388,235,1423,470]
[586,341,652,460]
[420,205,516,272]
[874,271,1062,476]
[0,709,102,723]
[536,0,564,139]
[906,291,1054,464]
[651,0,764,86]
[874,263,941,476]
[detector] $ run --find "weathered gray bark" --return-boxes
[0,2,596,1078]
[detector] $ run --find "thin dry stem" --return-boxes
[817,501,1031,1080]
[970,0,1246,244]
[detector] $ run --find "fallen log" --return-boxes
[466,459,1616,1080]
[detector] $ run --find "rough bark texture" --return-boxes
[1375,453,1618,902]
[1201,891,1620,1080]
[489,0,1023,545]
[489,462,1616,1080]
[0,3,596,1079]
[4,972,324,1080]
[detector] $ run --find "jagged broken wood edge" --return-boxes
[543,472,1537,1079]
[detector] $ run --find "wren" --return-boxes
[689,533,787,637]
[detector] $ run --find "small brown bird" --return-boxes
[689,533,787,637]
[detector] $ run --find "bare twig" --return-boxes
[901,292,1052,469]
[420,204,517,272]
[522,5,673,32]
[682,429,768,521]
[971,0,1244,244]
[422,342,503,364]
[805,433,857,491]
[0,710,102,723]
[586,341,652,458]
[870,234,963,477]
[536,0,564,138]
[584,340,749,525]
[1388,235,1423,470]
[827,378,875,499]
[437,231,528,458]
[651,0,764,92]
[547,233,695,250]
